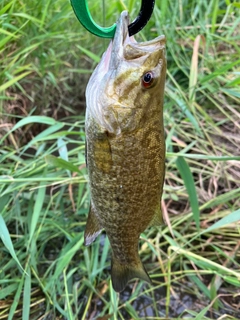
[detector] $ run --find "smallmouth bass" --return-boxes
[84,11,166,292]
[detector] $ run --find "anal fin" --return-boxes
[84,204,102,246]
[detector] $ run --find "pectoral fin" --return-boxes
[148,205,163,227]
[84,204,102,246]
[111,256,152,292]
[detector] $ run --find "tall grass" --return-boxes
[0,0,240,319]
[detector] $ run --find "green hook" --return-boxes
[70,0,155,38]
[70,0,115,38]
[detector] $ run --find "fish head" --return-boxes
[86,10,166,134]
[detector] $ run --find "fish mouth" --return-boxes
[109,11,130,69]
[108,11,165,68]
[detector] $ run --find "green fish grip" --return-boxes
[70,0,155,38]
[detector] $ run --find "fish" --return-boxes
[84,10,166,292]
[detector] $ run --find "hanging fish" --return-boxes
[84,11,166,292]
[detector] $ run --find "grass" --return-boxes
[0,0,240,319]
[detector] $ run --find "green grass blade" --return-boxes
[29,185,46,243]
[7,275,25,320]
[211,0,219,34]
[76,44,101,63]
[195,304,212,320]
[0,0,14,14]
[176,156,200,230]
[12,116,58,130]
[200,60,240,83]
[0,283,18,299]
[0,215,23,271]
[167,153,240,161]
[52,235,84,283]
[167,89,201,133]
[204,208,240,233]
[0,71,32,92]
[22,267,31,320]
[45,155,82,174]
[57,137,69,161]
[21,122,64,153]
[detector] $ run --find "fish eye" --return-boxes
[142,71,154,88]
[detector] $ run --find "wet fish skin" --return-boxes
[84,11,166,292]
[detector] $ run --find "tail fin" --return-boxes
[111,257,152,292]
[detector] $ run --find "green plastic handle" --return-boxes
[70,0,116,38]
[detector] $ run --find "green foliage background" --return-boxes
[0,0,240,319]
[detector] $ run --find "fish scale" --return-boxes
[84,11,166,292]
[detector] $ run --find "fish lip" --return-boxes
[139,34,166,49]
[98,11,130,73]
[109,12,166,70]
[109,12,166,67]
[109,11,130,70]
[124,34,166,57]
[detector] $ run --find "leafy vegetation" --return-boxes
[0,0,240,319]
